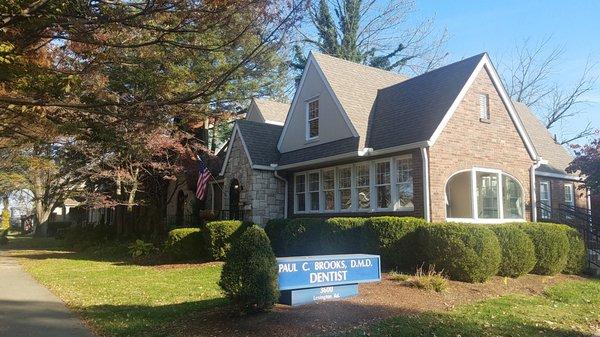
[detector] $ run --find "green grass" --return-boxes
[343,279,600,337]
[5,236,225,337]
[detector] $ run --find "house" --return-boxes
[215,52,589,225]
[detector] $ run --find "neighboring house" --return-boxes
[214,52,589,225]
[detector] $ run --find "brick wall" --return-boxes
[536,177,588,219]
[428,67,535,222]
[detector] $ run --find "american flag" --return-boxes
[195,156,211,200]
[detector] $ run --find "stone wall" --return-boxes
[222,132,285,225]
[428,67,535,222]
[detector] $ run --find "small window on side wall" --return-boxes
[307,99,319,140]
[479,93,490,120]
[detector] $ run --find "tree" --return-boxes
[291,0,448,81]
[501,37,598,145]
[567,137,600,195]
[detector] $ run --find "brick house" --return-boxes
[217,52,589,225]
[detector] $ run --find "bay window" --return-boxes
[294,155,414,213]
[446,168,524,222]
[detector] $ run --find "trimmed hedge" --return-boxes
[420,223,501,283]
[265,218,329,256]
[490,224,536,277]
[219,226,279,312]
[203,220,246,261]
[362,216,427,270]
[165,228,203,261]
[559,225,587,275]
[522,223,569,275]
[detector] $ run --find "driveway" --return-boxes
[0,252,93,337]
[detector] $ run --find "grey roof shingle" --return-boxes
[236,120,282,166]
[252,99,289,124]
[513,101,574,175]
[366,53,486,149]
[278,137,359,166]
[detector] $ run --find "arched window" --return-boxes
[445,168,524,222]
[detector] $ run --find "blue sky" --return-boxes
[416,0,600,143]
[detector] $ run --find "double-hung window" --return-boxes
[355,163,371,210]
[375,161,391,209]
[564,184,574,208]
[308,172,320,211]
[337,166,352,210]
[322,168,335,211]
[295,174,306,212]
[396,157,413,209]
[307,99,319,140]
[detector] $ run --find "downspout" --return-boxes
[272,165,288,218]
[530,158,547,222]
[420,147,431,222]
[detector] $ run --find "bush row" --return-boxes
[265,217,587,283]
[165,220,248,261]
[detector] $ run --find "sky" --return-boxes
[415,0,600,143]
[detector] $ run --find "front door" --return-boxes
[229,179,241,220]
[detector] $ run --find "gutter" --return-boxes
[530,158,548,222]
[272,164,288,218]
[420,147,431,222]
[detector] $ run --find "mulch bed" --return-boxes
[169,273,583,337]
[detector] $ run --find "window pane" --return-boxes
[476,172,499,219]
[446,171,472,218]
[323,169,334,190]
[324,191,335,210]
[310,192,319,211]
[356,164,369,187]
[357,187,370,209]
[309,100,319,119]
[397,158,413,183]
[502,175,523,219]
[376,162,390,185]
[396,182,414,208]
[340,189,351,210]
[309,119,318,138]
[564,185,574,204]
[295,175,305,193]
[308,172,319,191]
[338,167,351,188]
[377,185,391,208]
[296,193,305,212]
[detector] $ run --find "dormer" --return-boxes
[245,98,289,126]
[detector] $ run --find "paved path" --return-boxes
[0,252,93,337]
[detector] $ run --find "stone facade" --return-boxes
[428,67,535,222]
[222,134,285,225]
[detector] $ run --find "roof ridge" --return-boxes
[310,51,409,79]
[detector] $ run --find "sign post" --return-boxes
[276,254,381,306]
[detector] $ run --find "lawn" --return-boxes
[5,236,225,337]
[343,279,600,337]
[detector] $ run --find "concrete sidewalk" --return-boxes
[0,252,93,337]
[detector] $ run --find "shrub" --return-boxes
[164,228,203,261]
[490,224,536,277]
[203,220,246,260]
[62,224,116,250]
[1,208,10,230]
[322,217,368,254]
[265,218,328,256]
[420,223,501,283]
[47,221,72,237]
[128,239,156,258]
[362,217,427,270]
[388,266,448,292]
[0,228,8,245]
[219,226,279,313]
[522,223,569,275]
[560,226,587,275]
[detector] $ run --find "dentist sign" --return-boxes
[276,254,381,306]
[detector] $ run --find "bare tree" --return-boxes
[502,37,598,145]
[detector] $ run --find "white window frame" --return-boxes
[446,167,525,224]
[374,159,393,211]
[564,183,574,207]
[479,93,490,120]
[394,155,414,211]
[321,168,336,212]
[355,162,372,211]
[307,170,321,213]
[306,98,319,141]
[292,155,414,214]
[539,180,551,219]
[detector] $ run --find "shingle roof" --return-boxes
[513,101,574,175]
[312,52,408,147]
[236,120,282,166]
[366,53,486,149]
[278,137,359,166]
[252,99,289,124]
